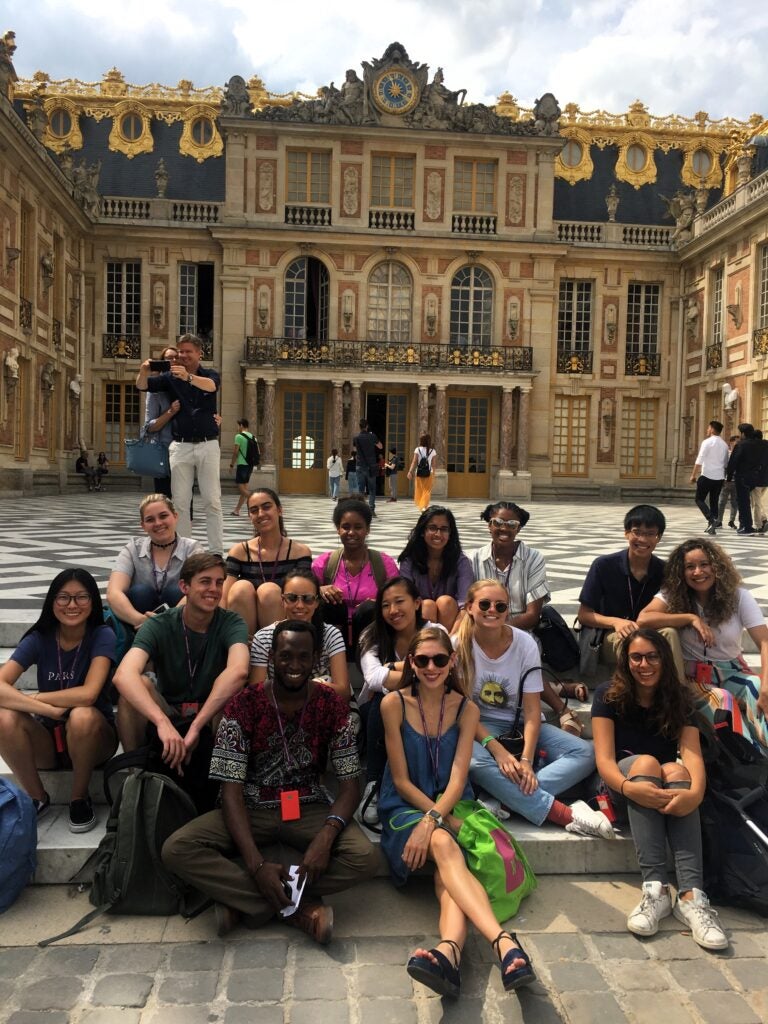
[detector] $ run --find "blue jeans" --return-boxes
[127,582,184,614]
[329,475,340,499]
[357,466,378,511]
[347,471,358,494]
[469,718,596,826]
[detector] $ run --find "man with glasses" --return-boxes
[577,505,684,678]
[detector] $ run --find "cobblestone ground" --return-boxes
[0,878,766,1023]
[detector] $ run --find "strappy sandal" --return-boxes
[559,706,585,738]
[406,938,461,998]
[555,681,589,703]
[492,931,536,992]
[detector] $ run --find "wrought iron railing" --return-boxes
[705,342,723,370]
[556,349,593,373]
[625,351,661,376]
[244,337,533,373]
[19,297,32,333]
[103,333,141,359]
[753,326,768,358]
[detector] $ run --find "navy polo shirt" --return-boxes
[578,549,664,620]
[147,366,220,441]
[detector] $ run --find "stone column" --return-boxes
[350,384,361,448]
[517,386,530,472]
[244,370,259,427]
[332,380,344,450]
[433,384,447,499]
[417,385,429,438]
[262,378,276,470]
[500,386,514,471]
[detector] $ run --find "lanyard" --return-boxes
[150,538,177,596]
[627,575,648,621]
[415,689,447,790]
[181,617,209,685]
[56,633,82,685]
[270,687,309,770]
[491,544,514,592]
[256,538,283,585]
[342,555,367,615]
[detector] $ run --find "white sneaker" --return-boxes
[627,881,672,936]
[477,794,511,821]
[564,799,616,840]
[358,781,379,826]
[673,889,729,950]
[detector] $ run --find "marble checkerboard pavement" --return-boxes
[1,489,767,1024]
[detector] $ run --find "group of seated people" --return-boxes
[2,493,766,997]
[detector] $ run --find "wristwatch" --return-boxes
[425,808,443,826]
[187,373,193,383]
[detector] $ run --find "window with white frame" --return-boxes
[450,266,493,347]
[106,261,140,335]
[552,395,589,476]
[758,247,768,329]
[557,280,593,351]
[620,398,656,478]
[711,266,724,343]
[626,282,660,354]
[367,262,412,342]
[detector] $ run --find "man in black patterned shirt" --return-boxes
[162,620,378,941]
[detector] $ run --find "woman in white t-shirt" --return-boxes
[326,448,343,501]
[453,580,614,836]
[639,538,768,750]
[407,432,437,512]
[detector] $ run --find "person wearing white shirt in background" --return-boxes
[327,448,343,500]
[690,419,729,536]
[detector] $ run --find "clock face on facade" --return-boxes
[373,68,419,114]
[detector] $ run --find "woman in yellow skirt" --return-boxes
[407,433,437,512]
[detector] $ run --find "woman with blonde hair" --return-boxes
[379,626,536,996]
[639,537,768,750]
[454,579,613,836]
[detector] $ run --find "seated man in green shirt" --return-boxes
[113,552,249,782]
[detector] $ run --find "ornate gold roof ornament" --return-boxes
[179,104,223,162]
[108,99,153,158]
[554,126,594,185]
[42,95,82,153]
[615,131,657,189]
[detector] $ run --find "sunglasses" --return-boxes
[412,653,452,669]
[628,651,661,665]
[488,518,520,530]
[282,592,318,605]
[476,599,509,613]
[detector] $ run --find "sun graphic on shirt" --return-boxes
[478,677,507,708]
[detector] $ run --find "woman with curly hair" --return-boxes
[591,628,728,949]
[638,538,768,750]
[398,506,473,633]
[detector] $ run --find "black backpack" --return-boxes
[416,448,432,477]
[240,431,261,468]
[39,750,208,946]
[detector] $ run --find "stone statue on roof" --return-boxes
[0,29,18,96]
[222,75,251,117]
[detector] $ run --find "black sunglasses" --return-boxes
[477,599,509,613]
[412,653,451,669]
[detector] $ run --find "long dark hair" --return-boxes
[23,568,104,640]
[605,628,693,739]
[248,487,286,537]
[281,568,324,633]
[359,576,425,663]
[400,626,466,696]
[398,505,463,577]
[662,538,740,626]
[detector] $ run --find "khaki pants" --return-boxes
[602,627,686,682]
[750,487,767,528]
[162,802,379,924]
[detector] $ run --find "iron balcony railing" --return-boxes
[244,337,533,373]
[625,351,661,376]
[556,349,593,374]
[103,333,141,359]
[705,342,723,370]
[753,326,768,358]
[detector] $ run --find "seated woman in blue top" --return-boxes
[398,506,473,633]
[379,626,536,997]
[0,568,118,833]
[592,628,728,950]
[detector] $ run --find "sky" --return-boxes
[5,0,768,122]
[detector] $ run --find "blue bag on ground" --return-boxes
[0,777,37,913]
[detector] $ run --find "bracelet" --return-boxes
[481,735,494,748]
[254,859,265,874]
[325,814,347,831]
[620,779,627,796]
[187,373,193,383]
[388,662,396,672]
[519,756,532,764]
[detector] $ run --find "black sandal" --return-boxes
[492,931,536,992]
[406,939,461,998]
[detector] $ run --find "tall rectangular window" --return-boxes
[453,159,496,212]
[106,261,141,335]
[552,395,589,476]
[711,266,724,342]
[371,155,414,208]
[626,283,660,355]
[758,248,768,329]
[286,150,331,204]
[104,383,141,464]
[178,262,214,343]
[19,204,32,300]
[557,280,593,351]
[620,398,656,478]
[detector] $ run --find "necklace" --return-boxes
[256,537,284,585]
[181,612,209,685]
[491,543,514,590]
[150,537,177,596]
[415,688,447,790]
[56,630,83,687]
[269,684,310,770]
[150,535,178,550]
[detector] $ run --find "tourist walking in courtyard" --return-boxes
[407,433,437,511]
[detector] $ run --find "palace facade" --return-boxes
[1,36,767,499]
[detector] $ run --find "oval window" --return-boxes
[120,113,143,142]
[560,140,583,168]
[626,144,647,172]
[49,108,72,138]
[691,148,712,177]
[191,116,214,146]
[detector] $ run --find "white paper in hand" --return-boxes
[279,865,308,918]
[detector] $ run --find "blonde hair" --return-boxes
[453,578,508,693]
[139,493,177,520]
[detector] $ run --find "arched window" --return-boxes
[367,262,412,342]
[450,265,493,347]
[284,256,329,340]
